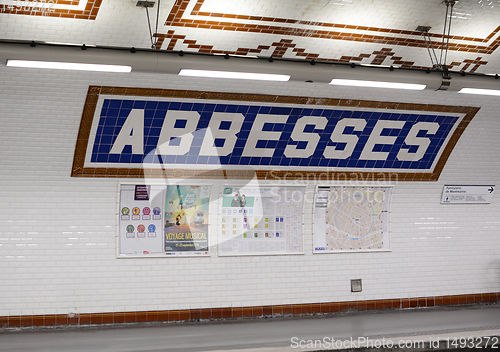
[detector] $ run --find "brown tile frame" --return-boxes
[0,0,102,20]
[1,292,498,328]
[71,86,480,181]
[161,0,500,55]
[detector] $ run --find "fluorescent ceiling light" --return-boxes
[179,69,290,81]
[330,78,426,90]
[6,60,131,73]
[458,87,500,96]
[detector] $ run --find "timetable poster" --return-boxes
[218,186,305,256]
[164,185,211,256]
[118,184,164,256]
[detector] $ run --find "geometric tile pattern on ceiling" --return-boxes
[155,31,489,72]
[149,0,500,72]
[161,0,500,55]
[1,0,500,74]
[0,0,102,19]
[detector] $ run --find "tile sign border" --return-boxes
[71,85,480,181]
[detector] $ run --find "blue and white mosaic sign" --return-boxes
[73,87,478,180]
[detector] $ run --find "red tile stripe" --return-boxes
[1,292,498,328]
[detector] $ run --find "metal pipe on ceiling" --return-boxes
[1,40,499,92]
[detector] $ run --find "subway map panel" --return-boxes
[314,186,391,253]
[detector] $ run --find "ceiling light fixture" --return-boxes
[329,78,426,90]
[6,60,132,73]
[178,69,290,81]
[458,88,500,96]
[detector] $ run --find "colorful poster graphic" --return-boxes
[313,186,392,253]
[218,186,305,256]
[164,185,211,255]
[118,184,164,256]
[134,185,150,201]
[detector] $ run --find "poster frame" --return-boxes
[116,180,214,258]
[312,183,394,254]
[217,183,307,257]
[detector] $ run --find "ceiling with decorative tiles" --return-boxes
[2,0,500,75]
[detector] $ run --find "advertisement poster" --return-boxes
[118,184,164,256]
[314,186,391,253]
[164,185,211,255]
[218,186,305,256]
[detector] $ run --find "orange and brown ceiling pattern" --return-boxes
[2,0,500,74]
[0,0,102,19]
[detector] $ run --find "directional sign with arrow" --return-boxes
[441,185,495,204]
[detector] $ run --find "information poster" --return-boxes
[218,186,305,256]
[118,184,164,256]
[164,185,211,255]
[314,186,392,253]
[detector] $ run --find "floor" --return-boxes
[1,304,499,352]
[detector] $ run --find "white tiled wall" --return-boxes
[0,65,499,317]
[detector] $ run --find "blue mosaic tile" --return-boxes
[90,98,460,171]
